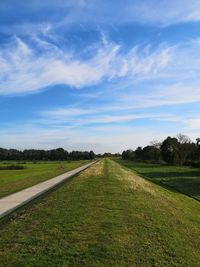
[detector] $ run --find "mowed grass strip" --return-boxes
[115,159,200,200]
[0,159,200,266]
[0,160,90,198]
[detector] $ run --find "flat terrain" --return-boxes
[0,160,90,198]
[0,159,199,266]
[116,159,200,200]
[0,161,95,218]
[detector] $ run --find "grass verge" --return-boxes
[0,160,90,198]
[0,159,199,266]
[115,159,200,200]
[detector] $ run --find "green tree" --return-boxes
[160,136,179,164]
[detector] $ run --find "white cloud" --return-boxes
[0,105,196,153]
[2,120,198,153]
[0,36,171,95]
[120,83,200,110]
[1,0,200,39]
[1,2,200,152]
[186,118,200,130]
[116,39,200,109]
[40,105,183,125]
[0,124,175,153]
[42,0,200,26]
[127,0,200,25]
[32,0,200,25]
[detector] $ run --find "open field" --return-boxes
[0,160,90,198]
[0,159,199,266]
[115,159,200,201]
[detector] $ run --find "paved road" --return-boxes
[0,161,96,218]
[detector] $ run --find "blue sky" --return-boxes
[1,0,200,153]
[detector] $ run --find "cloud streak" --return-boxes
[1,0,200,29]
[0,36,170,95]
[0,123,177,153]
[1,1,200,152]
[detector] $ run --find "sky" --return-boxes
[0,0,200,153]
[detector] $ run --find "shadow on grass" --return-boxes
[144,171,200,179]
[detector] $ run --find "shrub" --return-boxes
[0,165,26,170]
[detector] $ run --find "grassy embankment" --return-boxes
[114,159,200,200]
[0,160,90,198]
[0,159,199,266]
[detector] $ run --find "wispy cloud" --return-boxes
[40,105,183,124]
[1,1,200,153]
[120,83,200,110]
[1,0,200,31]
[0,123,177,153]
[186,118,200,130]
[0,35,170,95]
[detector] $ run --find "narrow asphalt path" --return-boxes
[0,161,96,219]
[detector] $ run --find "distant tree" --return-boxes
[150,140,162,149]
[161,134,192,165]
[135,147,143,160]
[114,153,121,157]
[122,150,135,160]
[0,147,95,161]
[176,134,192,165]
[89,151,95,159]
[186,142,198,161]
[196,138,200,160]
[160,136,179,164]
[176,133,190,144]
[103,152,113,157]
[54,148,66,160]
[142,145,161,161]
[122,134,200,167]
[196,138,200,147]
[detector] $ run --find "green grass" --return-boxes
[0,159,199,266]
[115,159,200,201]
[0,160,90,198]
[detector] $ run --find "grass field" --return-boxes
[0,160,90,198]
[115,159,200,201]
[0,159,199,266]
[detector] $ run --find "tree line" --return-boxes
[0,148,95,161]
[122,134,200,166]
